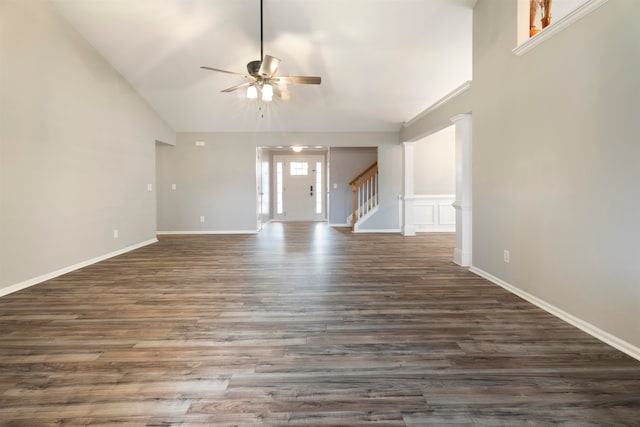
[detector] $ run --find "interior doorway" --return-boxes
[273,154,325,221]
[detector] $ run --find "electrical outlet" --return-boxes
[147,183,153,192]
[503,250,510,263]
[200,216,205,223]
[171,183,177,190]
[113,229,119,239]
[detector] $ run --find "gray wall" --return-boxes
[0,0,175,293]
[156,134,258,232]
[414,126,455,195]
[328,147,378,225]
[157,132,401,232]
[357,143,403,232]
[403,0,640,349]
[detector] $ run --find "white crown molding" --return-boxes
[0,238,158,298]
[402,81,472,128]
[513,0,609,56]
[156,230,258,235]
[469,266,640,362]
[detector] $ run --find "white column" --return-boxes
[451,114,472,266]
[402,141,415,236]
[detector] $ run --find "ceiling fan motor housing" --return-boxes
[247,60,262,76]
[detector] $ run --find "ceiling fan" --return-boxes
[200,0,321,101]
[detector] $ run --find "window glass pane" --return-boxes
[290,161,308,176]
[315,161,322,214]
[276,162,283,214]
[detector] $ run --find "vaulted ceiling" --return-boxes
[51,0,473,133]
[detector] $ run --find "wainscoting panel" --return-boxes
[414,195,456,232]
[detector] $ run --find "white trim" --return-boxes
[469,266,640,362]
[353,228,401,234]
[413,194,456,200]
[353,205,380,232]
[451,113,472,267]
[413,194,456,233]
[513,0,609,56]
[0,239,158,298]
[401,142,416,236]
[156,230,258,235]
[402,81,472,128]
[329,223,350,227]
[454,248,472,267]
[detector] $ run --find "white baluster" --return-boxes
[365,178,369,214]
[374,173,378,207]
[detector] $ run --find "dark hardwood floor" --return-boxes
[1,222,639,426]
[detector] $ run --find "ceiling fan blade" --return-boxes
[258,55,281,78]
[274,75,321,85]
[272,85,290,101]
[201,66,248,77]
[272,84,289,99]
[221,81,253,93]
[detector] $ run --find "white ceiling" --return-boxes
[51,0,473,133]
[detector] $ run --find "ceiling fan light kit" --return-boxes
[261,83,273,101]
[200,0,321,103]
[246,85,258,99]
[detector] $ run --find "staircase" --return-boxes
[348,161,379,231]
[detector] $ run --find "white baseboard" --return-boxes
[416,227,456,233]
[454,248,472,267]
[353,228,401,234]
[0,238,158,298]
[469,266,640,362]
[329,223,350,227]
[156,230,258,235]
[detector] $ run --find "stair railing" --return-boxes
[350,162,378,231]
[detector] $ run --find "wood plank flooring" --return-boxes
[1,222,639,426]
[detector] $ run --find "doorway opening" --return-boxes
[257,147,329,225]
[413,126,456,233]
[273,154,326,221]
[401,113,472,266]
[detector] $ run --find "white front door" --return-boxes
[274,155,325,221]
